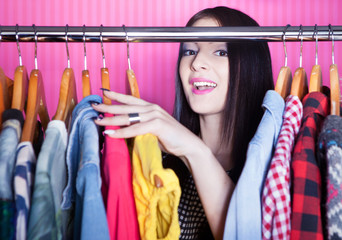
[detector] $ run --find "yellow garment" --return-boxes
[132,133,181,240]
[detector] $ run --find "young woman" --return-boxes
[93,6,274,239]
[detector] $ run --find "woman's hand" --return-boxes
[92,90,204,163]
[94,90,235,239]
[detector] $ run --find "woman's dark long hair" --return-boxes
[173,6,274,178]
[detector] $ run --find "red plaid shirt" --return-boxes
[290,92,329,240]
[262,95,303,240]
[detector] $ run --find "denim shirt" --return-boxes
[0,109,24,199]
[61,95,109,240]
[28,120,70,240]
[0,109,24,239]
[224,90,285,240]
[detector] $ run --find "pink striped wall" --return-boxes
[0,0,341,116]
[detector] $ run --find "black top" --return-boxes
[1,109,24,127]
[162,153,239,240]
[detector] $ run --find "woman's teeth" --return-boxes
[193,82,217,90]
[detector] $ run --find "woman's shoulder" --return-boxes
[162,152,190,185]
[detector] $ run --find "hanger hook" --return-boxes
[100,24,106,68]
[122,24,131,69]
[314,24,318,65]
[16,24,23,66]
[33,24,38,69]
[83,24,87,70]
[329,24,335,65]
[282,24,290,67]
[298,24,303,68]
[65,24,70,68]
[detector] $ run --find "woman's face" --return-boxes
[179,17,229,116]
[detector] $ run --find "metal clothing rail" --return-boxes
[0,25,342,43]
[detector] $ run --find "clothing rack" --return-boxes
[0,25,342,43]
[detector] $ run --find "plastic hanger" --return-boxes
[53,24,77,125]
[12,24,28,111]
[328,25,340,116]
[82,25,91,98]
[309,25,322,93]
[275,24,292,99]
[123,25,140,98]
[100,25,111,105]
[290,25,308,100]
[21,25,50,143]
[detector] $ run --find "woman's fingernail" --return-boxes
[92,102,99,106]
[100,88,110,92]
[104,129,116,135]
[97,115,104,121]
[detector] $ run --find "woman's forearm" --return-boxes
[184,140,235,240]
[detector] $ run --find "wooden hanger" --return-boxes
[82,70,91,98]
[309,25,322,93]
[127,69,140,98]
[6,75,14,104]
[309,65,322,93]
[330,64,340,116]
[11,25,29,111]
[329,25,340,116]
[101,68,111,104]
[53,67,77,123]
[21,26,49,143]
[124,25,141,98]
[0,67,13,125]
[275,25,292,99]
[275,67,292,99]
[100,25,111,105]
[290,25,308,100]
[11,65,28,110]
[82,25,91,98]
[0,26,15,123]
[21,69,49,142]
[53,25,77,125]
[291,67,308,100]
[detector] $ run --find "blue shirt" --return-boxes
[61,95,109,240]
[0,109,24,240]
[28,120,70,240]
[224,90,285,240]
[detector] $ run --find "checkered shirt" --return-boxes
[290,92,329,240]
[262,95,303,240]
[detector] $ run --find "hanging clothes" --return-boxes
[132,133,181,240]
[224,90,285,240]
[61,95,109,240]
[14,141,36,240]
[27,120,71,240]
[317,115,342,240]
[0,109,24,239]
[262,95,303,240]
[101,113,140,240]
[290,92,329,240]
[125,64,181,239]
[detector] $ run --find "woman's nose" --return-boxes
[190,53,209,72]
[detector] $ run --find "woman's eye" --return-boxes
[214,50,228,57]
[183,49,197,56]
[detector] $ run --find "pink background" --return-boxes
[0,0,341,117]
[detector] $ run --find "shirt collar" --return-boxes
[262,90,285,125]
[302,92,329,119]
